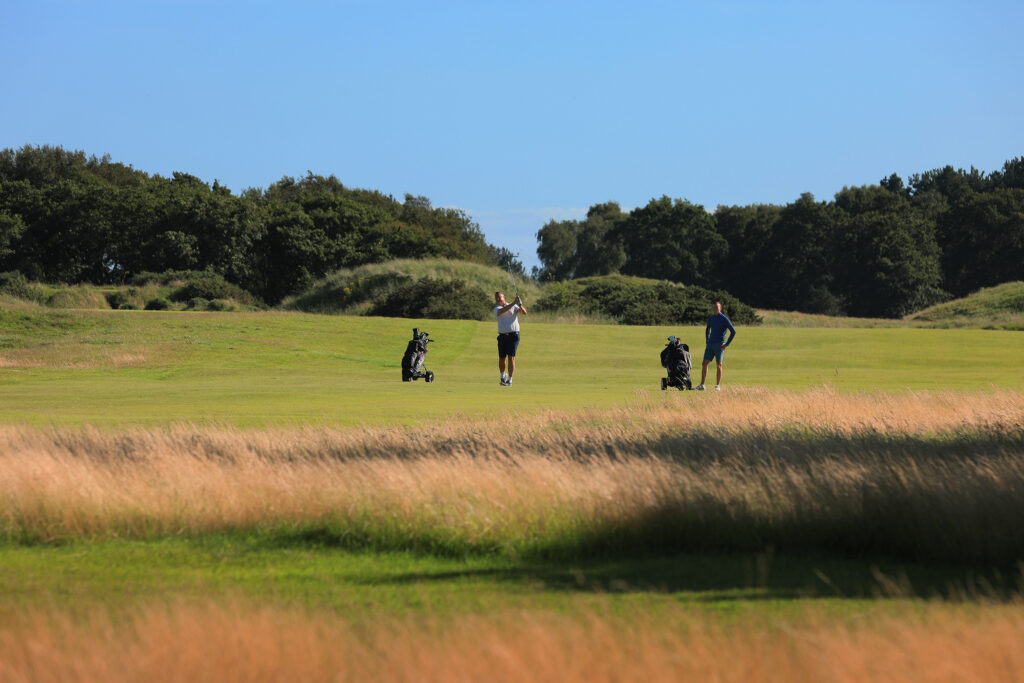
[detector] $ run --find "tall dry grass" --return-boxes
[1,602,1023,682]
[1,388,1022,561]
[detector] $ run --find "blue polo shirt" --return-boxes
[705,313,736,348]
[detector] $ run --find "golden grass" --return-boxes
[1,389,1022,561]
[1,602,1023,682]
[0,349,147,369]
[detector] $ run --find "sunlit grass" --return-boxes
[2,601,1023,682]
[2,389,1021,563]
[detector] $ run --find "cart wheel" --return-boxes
[425,371,435,383]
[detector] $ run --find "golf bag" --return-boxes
[660,337,692,390]
[401,328,435,382]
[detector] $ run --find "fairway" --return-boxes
[2,307,1023,682]
[1,309,1021,426]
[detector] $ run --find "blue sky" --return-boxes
[2,1,1022,269]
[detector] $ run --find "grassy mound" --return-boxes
[0,271,261,312]
[907,281,1024,329]
[535,274,762,326]
[280,258,542,315]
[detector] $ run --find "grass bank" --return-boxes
[2,390,1021,564]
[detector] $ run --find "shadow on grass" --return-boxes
[262,529,1023,602]
[349,552,1024,603]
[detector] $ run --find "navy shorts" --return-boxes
[703,343,725,363]
[497,332,519,358]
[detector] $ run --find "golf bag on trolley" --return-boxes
[401,328,435,382]
[660,336,692,390]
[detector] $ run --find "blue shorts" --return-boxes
[497,332,519,358]
[704,343,725,363]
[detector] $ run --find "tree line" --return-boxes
[0,145,522,304]
[536,159,1024,317]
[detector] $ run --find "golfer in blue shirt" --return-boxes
[696,301,736,391]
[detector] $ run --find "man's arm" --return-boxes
[724,317,737,347]
[705,318,711,342]
[516,296,527,315]
[496,301,518,315]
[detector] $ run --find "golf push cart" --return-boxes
[401,328,435,382]
[660,335,692,390]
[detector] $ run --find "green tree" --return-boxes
[535,218,579,280]
[713,203,781,300]
[616,197,726,286]
[575,202,626,277]
[834,202,944,317]
[938,188,1024,296]
[756,193,843,313]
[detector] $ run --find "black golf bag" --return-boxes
[401,328,435,382]
[660,337,692,390]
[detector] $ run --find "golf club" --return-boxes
[506,255,520,300]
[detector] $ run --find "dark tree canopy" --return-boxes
[0,146,504,304]
[534,157,1024,318]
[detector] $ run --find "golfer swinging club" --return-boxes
[494,290,526,386]
[696,301,736,391]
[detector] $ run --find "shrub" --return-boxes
[107,288,140,310]
[206,299,238,312]
[169,272,258,306]
[46,286,110,309]
[534,275,761,326]
[369,277,491,320]
[187,297,210,310]
[144,297,170,310]
[283,272,414,314]
[130,270,260,307]
[0,271,31,299]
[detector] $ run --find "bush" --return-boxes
[106,288,140,310]
[369,277,491,320]
[130,270,260,307]
[0,271,31,299]
[169,272,258,306]
[534,275,761,326]
[144,297,170,310]
[46,286,110,309]
[187,297,210,310]
[206,299,238,312]
[283,271,414,314]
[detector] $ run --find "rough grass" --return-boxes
[2,602,1023,682]
[2,389,1021,564]
[908,281,1024,328]
[281,258,543,314]
[0,280,258,312]
[760,281,1024,328]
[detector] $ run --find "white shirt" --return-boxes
[494,304,521,333]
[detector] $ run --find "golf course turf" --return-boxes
[1,306,1022,680]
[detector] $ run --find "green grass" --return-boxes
[1,305,1022,631]
[759,281,1024,329]
[0,307,1021,426]
[908,281,1024,328]
[0,536,1014,620]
